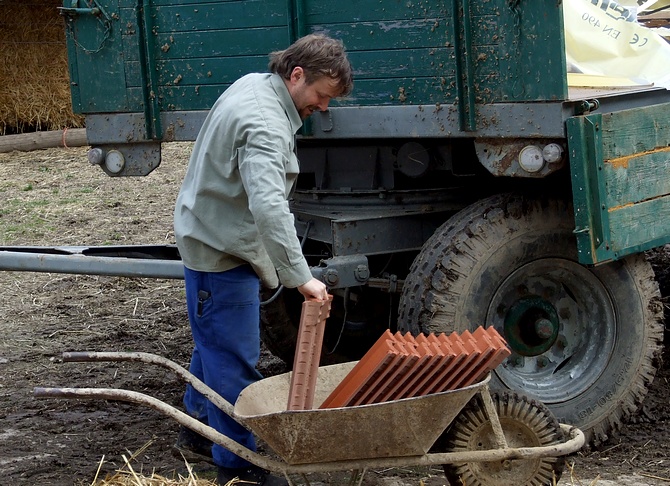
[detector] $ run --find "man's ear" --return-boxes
[290,66,304,83]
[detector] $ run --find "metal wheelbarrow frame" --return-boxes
[34,351,584,483]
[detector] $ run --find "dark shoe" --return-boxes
[216,465,288,486]
[172,425,214,464]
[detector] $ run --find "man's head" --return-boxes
[269,34,353,119]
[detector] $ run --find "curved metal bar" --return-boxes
[34,386,282,472]
[60,351,249,430]
[34,383,584,475]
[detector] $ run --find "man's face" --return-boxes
[286,67,342,119]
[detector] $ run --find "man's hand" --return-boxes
[297,277,329,300]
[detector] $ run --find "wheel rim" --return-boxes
[488,258,616,404]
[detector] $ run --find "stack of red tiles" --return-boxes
[319,327,511,409]
[286,295,333,411]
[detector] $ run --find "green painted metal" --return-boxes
[452,0,477,131]
[568,102,670,265]
[294,0,307,39]
[139,0,162,139]
[62,0,129,112]
[64,0,567,118]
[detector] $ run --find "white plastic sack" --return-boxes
[563,0,670,88]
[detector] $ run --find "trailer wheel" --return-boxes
[260,286,391,366]
[441,392,565,486]
[398,193,663,446]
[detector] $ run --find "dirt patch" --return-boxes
[1,144,670,485]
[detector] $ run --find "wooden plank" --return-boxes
[127,55,266,87]
[604,147,670,206]
[314,19,451,51]
[68,1,130,113]
[601,102,670,158]
[151,77,463,111]
[155,28,289,60]
[152,0,288,34]
[609,195,670,255]
[145,48,457,89]
[305,0,498,22]
[151,0,257,6]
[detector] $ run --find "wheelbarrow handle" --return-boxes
[33,385,284,473]
[60,351,248,431]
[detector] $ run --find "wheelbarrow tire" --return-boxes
[397,193,663,447]
[440,391,565,486]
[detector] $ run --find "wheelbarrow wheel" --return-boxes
[440,391,565,486]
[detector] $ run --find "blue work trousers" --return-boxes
[182,265,263,468]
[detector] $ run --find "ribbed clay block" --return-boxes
[422,333,466,394]
[319,329,396,409]
[304,297,332,407]
[451,330,486,389]
[287,296,332,411]
[354,338,413,405]
[486,326,511,351]
[467,327,512,385]
[452,327,496,389]
[406,334,455,397]
[365,335,421,404]
[322,327,514,408]
[380,333,432,401]
[389,334,444,400]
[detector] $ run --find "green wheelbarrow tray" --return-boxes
[34,351,585,477]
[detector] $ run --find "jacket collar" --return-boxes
[270,73,303,134]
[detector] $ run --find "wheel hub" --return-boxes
[504,297,559,356]
[488,258,616,404]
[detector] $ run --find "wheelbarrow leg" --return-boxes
[348,467,368,486]
[479,385,508,449]
[295,468,366,486]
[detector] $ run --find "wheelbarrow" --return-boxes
[34,351,584,486]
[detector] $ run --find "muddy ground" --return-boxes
[1,143,670,485]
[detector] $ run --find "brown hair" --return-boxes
[269,34,353,97]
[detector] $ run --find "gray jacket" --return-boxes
[174,73,312,289]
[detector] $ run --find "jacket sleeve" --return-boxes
[237,123,313,289]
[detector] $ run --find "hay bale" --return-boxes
[0,0,85,134]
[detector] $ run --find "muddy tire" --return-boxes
[398,193,663,445]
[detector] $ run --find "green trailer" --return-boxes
[7,0,670,447]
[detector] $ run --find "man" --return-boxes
[172,34,353,486]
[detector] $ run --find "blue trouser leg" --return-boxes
[184,345,207,420]
[182,265,263,469]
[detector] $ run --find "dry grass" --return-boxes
[89,441,217,486]
[0,0,84,133]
